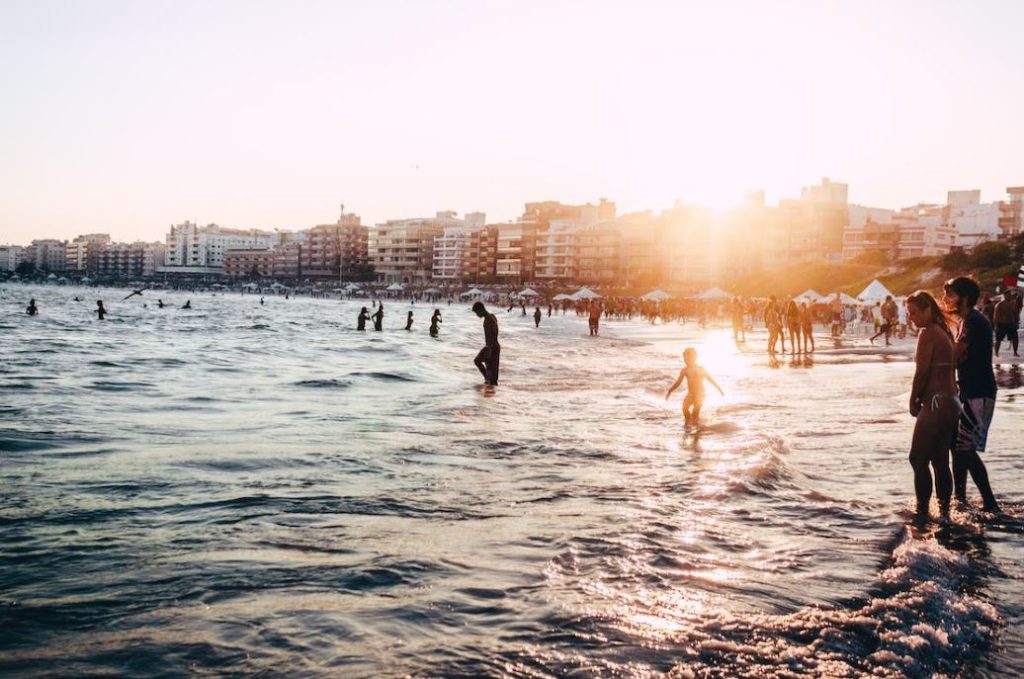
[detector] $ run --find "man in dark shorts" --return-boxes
[942,276,1000,512]
[588,301,602,336]
[472,301,500,386]
[993,292,1020,357]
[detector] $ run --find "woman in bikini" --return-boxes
[905,290,958,522]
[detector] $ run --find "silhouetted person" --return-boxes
[943,276,999,512]
[588,301,602,336]
[260,297,265,305]
[372,303,384,331]
[905,291,957,522]
[357,306,370,330]
[95,300,106,320]
[122,288,145,301]
[994,292,1020,357]
[429,309,442,337]
[472,301,500,386]
[72,296,82,302]
[547,303,553,317]
[405,310,414,331]
[534,306,541,328]
[665,347,724,425]
[182,300,192,310]
[26,298,38,316]
[157,299,165,308]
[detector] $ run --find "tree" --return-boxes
[15,261,35,276]
[968,241,1011,271]
[941,247,969,273]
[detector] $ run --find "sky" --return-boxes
[1,0,1023,244]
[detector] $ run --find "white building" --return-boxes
[65,233,112,271]
[533,219,579,280]
[30,239,68,272]
[432,226,474,281]
[164,221,275,270]
[947,190,1002,248]
[0,245,24,272]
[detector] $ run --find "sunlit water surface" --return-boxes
[2,284,1022,678]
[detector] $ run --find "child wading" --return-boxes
[665,347,724,425]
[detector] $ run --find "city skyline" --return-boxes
[3,1,1024,244]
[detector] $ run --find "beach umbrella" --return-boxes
[857,279,894,303]
[552,293,572,301]
[47,273,57,280]
[386,282,405,291]
[571,287,601,300]
[517,287,540,297]
[695,287,731,300]
[640,289,671,301]
[828,292,859,305]
[423,287,442,294]
[794,288,826,303]
[460,287,484,297]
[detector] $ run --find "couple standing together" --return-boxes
[908,276,1000,522]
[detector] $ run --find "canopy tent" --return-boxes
[80,276,91,283]
[857,279,894,303]
[695,287,731,300]
[47,273,57,280]
[794,288,826,303]
[460,287,485,297]
[343,282,361,291]
[270,282,287,289]
[828,292,859,305]
[243,282,259,289]
[640,289,672,301]
[423,287,442,294]
[570,287,601,300]
[517,287,541,297]
[385,282,405,291]
[552,293,573,301]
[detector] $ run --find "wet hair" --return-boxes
[683,347,697,361]
[471,301,485,314]
[906,290,952,339]
[943,276,980,308]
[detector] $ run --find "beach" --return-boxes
[1,283,1022,678]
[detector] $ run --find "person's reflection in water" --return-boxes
[995,365,1023,390]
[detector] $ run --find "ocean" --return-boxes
[2,283,1022,678]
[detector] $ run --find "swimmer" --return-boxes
[357,306,370,331]
[260,297,264,305]
[157,299,165,308]
[372,303,384,331]
[26,298,38,316]
[429,308,442,337]
[405,310,414,331]
[182,300,192,310]
[95,300,106,320]
[472,301,500,386]
[665,347,724,425]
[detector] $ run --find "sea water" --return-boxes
[1,284,1022,677]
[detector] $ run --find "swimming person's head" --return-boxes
[942,276,980,314]
[906,290,952,338]
[683,347,697,365]
[472,302,486,317]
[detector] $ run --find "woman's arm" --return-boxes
[909,328,934,416]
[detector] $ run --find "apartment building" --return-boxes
[299,207,369,280]
[1000,187,1024,238]
[0,245,24,272]
[65,233,112,272]
[165,221,275,270]
[95,242,166,278]
[224,249,275,278]
[30,239,68,272]
[370,211,467,283]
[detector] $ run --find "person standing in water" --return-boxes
[533,306,542,328]
[472,301,500,386]
[357,306,370,331]
[405,310,414,331]
[665,347,724,425]
[95,300,106,320]
[157,299,165,308]
[799,302,815,353]
[26,298,38,316]
[429,308,442,337]
[182,300,192,310]
[372,302,384,331]
[943,276,1000,512]
[588,301,601,336]
[905,291,957,522]
[993,292,1020,357]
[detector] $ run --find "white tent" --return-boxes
[80,276,91,283]
[47,273,57,280]
[794,288,826,303]
[640,289,672,301]
[343,282,361,291]
[857,279,894,303]
[570,287,601,300]
[828,292,859,305]
[517,287,540,297]
[552,293,573,301]
[423,287,442,294]
[460,287,485,297]
[243,282,259,289]
[695,287,731,300]
[386,282,405,291]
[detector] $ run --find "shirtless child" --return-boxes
[665,347,724,425]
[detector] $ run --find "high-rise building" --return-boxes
[300,207,369,280]
[30,239,68,272]
[66,233,111,272]
[95,242,166,278]
[369,211,467,283]
[999,187,1024,239]
[164,221,274,270]
[0,245,24,272]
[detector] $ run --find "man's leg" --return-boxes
[486,346,500,385]
[474,347,489,382]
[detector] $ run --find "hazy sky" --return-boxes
[2,0,1022,243]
